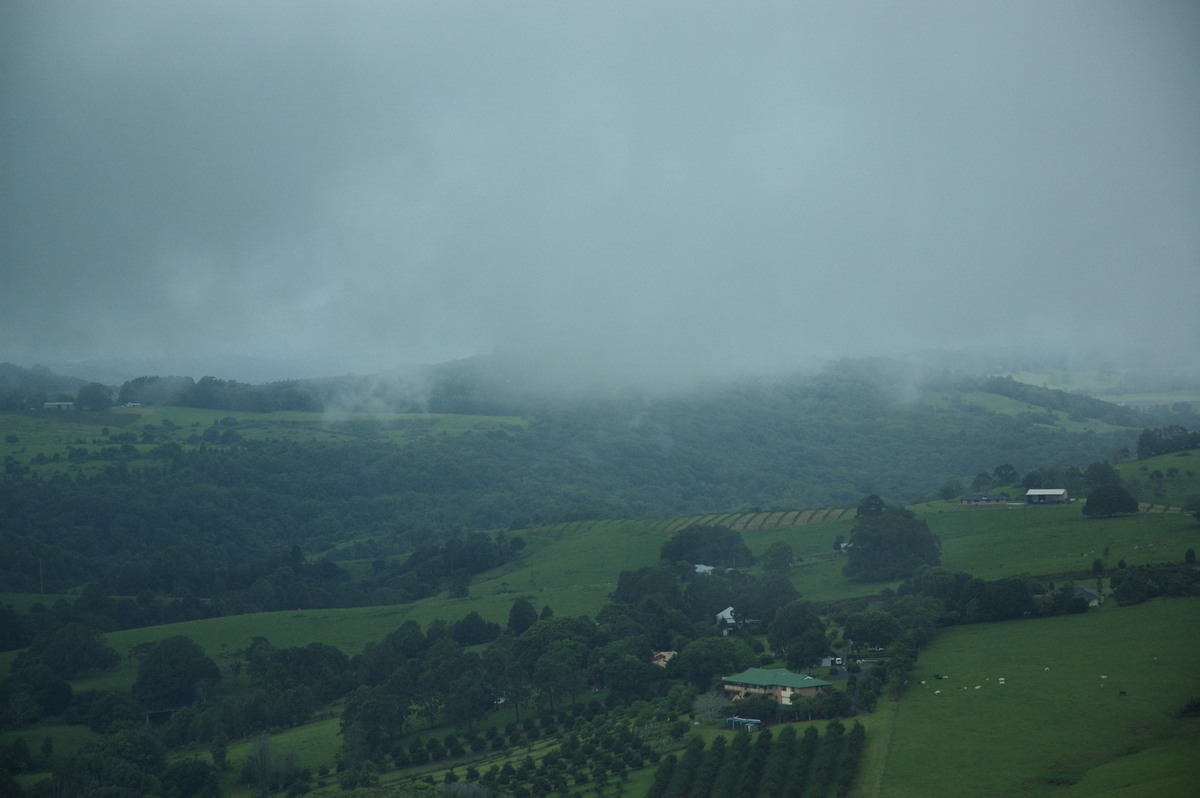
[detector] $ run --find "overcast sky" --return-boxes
[2,1,1197,384]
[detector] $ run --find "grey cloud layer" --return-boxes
[3,1,1197,380]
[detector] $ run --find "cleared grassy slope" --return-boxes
[880,597,1200,797]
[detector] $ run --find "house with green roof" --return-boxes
[721,667,832,705]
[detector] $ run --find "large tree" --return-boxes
[767,599,829,670]
[670,635,757,689]
[660,525,754,567]
[132,636,219,708]
[1082,484,1139,518]
[75,381,113,410]
[843,506,941,582]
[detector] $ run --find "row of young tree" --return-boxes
[646,720,866,798]
[12,503,1191,795]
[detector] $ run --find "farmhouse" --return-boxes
[1025,488,1069,505]
[721,667,831,705]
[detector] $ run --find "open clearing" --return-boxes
[879,596,1200,797]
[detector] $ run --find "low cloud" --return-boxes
[2,1,1197,383]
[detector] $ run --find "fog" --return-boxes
[2,1,1197,385]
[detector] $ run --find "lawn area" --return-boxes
[878,596,1200,797]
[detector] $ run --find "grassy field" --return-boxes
[0,406,528,474]
[4,472,1197,796]
[878,596,1200,797]
[1119,450,1200,508]
[916,501,1196,583]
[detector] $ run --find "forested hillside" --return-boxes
[0,358,1175,604]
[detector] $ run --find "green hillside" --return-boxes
[2,359,1199,797]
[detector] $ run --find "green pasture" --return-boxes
[222,712,343,793]
[1119,450,1200,508]
[68,605,432,694]
[0,408,137,458]
[0,593,74,613]
[920,391,1126,435]
[879,596,1200,797]
[0,406,529,468]
[3,722,100,791]
[1100,390,1200,405]
[916,502,1197,584]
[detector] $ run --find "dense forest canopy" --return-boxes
[0,359,1180,602]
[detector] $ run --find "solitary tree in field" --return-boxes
[1082,484,1139,518]
[843,504,941,582]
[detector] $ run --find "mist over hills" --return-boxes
[3,353,1194,536]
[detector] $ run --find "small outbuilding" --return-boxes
[1026,488,1069,505]
[725,716,762,732]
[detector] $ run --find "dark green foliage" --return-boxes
[856,494,887,517]
[897,566,1047,625]
[708,731,750,798]
[843,506,941,581]
[663,734,706,798]
[761,540,798,574]
[507,598,538,636]
[838,721,867,797]
[132,636,220,708]
[842,609,902,648]
[1,360,1147,598]
[2,653,74,720]
[1110,564,1200,605]
[28,621,119,679]
[735,727,772,797]
[1083,460,1123,490]
[643,720,865,798]
[767,599,829,670]
[75,382,113,411]
[810,719,846,796]
[1137,426,1200,459]
[670,636,757,689]
[450,611,502,646]
[788,725,821,796]
[757,724,796,797]
[660,525,754,567]
[1083,484,1139,517]
[51,725,167,798]
[693,734,726,798]
[86,691,143,733]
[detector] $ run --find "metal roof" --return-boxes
[722,667,831,690]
